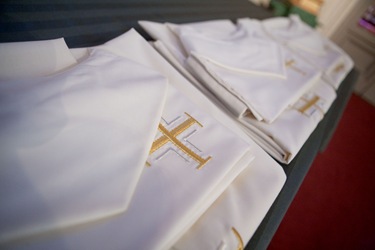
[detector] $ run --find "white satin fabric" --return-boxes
[140,20,322,124]
[187,53,336,163]
[0,49,168,243]
[0,29,286,250]
[139,19,237,61]
[139,19,339,163]
[171,149,284,250]
[0,38,77,80]
[96,30,255,250]
[69,47,90,62]
[170,23,286,78]
[186,49,321,123]
[241,79,336,163]
[141,20,287,247]
[96,29,285,250]
[258,15,354,89]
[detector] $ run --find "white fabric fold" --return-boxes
[0,49,168,243]
[187,54,336,163]
[69,47,90,62]
[138,19,238,65]
[259,15,354,89]
[241,78,337,163]
[138,20,189,59]
[0,38,77,80]
[151,40,201,87]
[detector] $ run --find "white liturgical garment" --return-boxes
[0,28,274,249]
[98,29,285,249]
[240,78,336,163]
[0,49,168,243]
[141,19,321,123]
[187,52,336,163]
[139,19,338,163]
[258,15,354,89]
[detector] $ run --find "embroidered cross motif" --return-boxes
[147,112,212,170]
[285,59,306,76]
[292,93,324,118]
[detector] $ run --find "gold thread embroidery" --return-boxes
[285,59,306,76]
[300,96,324,115]
[298,95,320,114]
[231,227,244,250]
[149,113,201,155]
[184,112,203,127]
[158,124,211,170]
[292,95,325,118]
[148,113,211,169]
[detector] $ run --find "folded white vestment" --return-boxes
[253,15,354,89]
[0,49,168,243]
[139,19,337,163]
[169,20,325,123]
[0,29,266,250]
[97,29,285,250]
[188,54,336,163]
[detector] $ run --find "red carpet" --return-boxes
[268,94,375,250]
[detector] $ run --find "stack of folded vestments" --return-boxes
[257,14,354,89]
[0,29,286,249]
[139,15,353,164]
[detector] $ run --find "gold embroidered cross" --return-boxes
[148,112,212,170]
[293,94,324,117]
[285,59,306,76]
[298,95,320,114]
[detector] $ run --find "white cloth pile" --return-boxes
[259,15,354,89]
[139,15,353,163]
[0,29,286,249]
